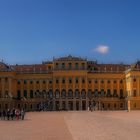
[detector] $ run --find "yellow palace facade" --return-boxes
[0,55,140,111]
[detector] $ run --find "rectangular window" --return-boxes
[120,103,123,108]
[62,78,65,84]
[82,79,85,84]
[24,80,27,84]
[17,90,21,99]
[56,79,59,84]
[81,63,85,70]
[75,63,79,69]
[133,90,137,97]
[24,90,27,98]
[88,80,91,84]
[62,63,65,69]
[55,63,59,69]
[30,90,33,98]
[69,63,72,69]
[75,78,78,84]
[69,78,72,84]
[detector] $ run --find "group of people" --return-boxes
[0,108,25,120]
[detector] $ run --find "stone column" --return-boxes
[33,80,36,98]
[8,78,12,98]
[98,79,101,92]
[53,101,55,111]
[66,100,68,110]
[105,79,107,96]
[60,99,62,110]
[86,99,89,110]
[117,79,120,97]
[39,79,43,92]
[2,78,5,98]
[130,77,133,97]
[79,99,82,110]
[73,99,76,110]
[137,77,140,96]
[21,79,24,98]
[27,80,30,99]
[111,79,113,96]
[127,99,131,112]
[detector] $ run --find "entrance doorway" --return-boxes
[68,101,73,110]
[82,101,86,110]
[55,101,60,111]
[76,101,79,110]
[62,101,66,110]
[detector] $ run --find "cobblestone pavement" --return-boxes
[0,111,140,140]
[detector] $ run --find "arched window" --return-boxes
[46,91,49,99]
[113,89,118,97]
[69,63,72,69]
[120,89,124,99]
[30,90,33,98]
[106,89,112,97]
[94,89,98,97]
[35,90,40,98]
[88,89,92,98]
[62,63,65,69]
[101,80,104,84]
[55,89,60,99]
[75,89,80,99]
[68,89,73,99]
[100,89,105,97]
[23,90,27,98]
[81,89,86,99]
[114,103,116,108]
[61,89,66,99]
[133,90,137,97]
[49,89,53,99]
[75,63,79,69]
[42,90,46,98]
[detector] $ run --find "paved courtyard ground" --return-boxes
[0,111,140,140]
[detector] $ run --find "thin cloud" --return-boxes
[93,45,109,54]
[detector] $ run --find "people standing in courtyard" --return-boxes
[87,106,89,111]
[0,110,1,120]
[12,108,16,119]
[0,108,26,121]
[2,110,6,120]
[15,109,20,120]
[10,108,14,120]
[7,109,10,120]
[90,104,93,112]
[21,109,25,120]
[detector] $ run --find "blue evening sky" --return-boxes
[0,0,140,64]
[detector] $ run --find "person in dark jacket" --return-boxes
[2,110,6,120]
[7,109,10,120]
[0,110,1,120]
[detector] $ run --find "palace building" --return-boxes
[0,55,140,111]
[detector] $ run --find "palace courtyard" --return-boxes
[0,111,140,140]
